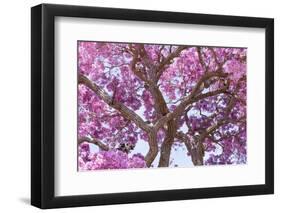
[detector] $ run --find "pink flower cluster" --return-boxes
[78,143,146,171]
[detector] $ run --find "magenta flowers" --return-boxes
[78,41,247,171]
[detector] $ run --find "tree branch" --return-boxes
[196,47,207,72]
[156,46,188,80]
[79,74,152,133]
[155,88,227,131]
[175,131,203,166]
[130,50,147,82]
[199,75,246,143]
[175,131,192,153]
[78,136,109,151]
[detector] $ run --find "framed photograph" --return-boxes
[31,3,274,209]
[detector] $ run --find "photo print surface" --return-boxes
[77,41,247,171]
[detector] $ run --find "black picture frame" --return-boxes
[31,3,274,209]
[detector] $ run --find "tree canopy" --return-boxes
[78,42,247,170]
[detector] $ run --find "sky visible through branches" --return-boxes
[78,41,247,171]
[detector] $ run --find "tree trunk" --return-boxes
[158,137,174,167]
[158,119,177,167]
[145,131,158,167]
[190,143,204,166]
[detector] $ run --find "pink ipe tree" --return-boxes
[78,42,247,171]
